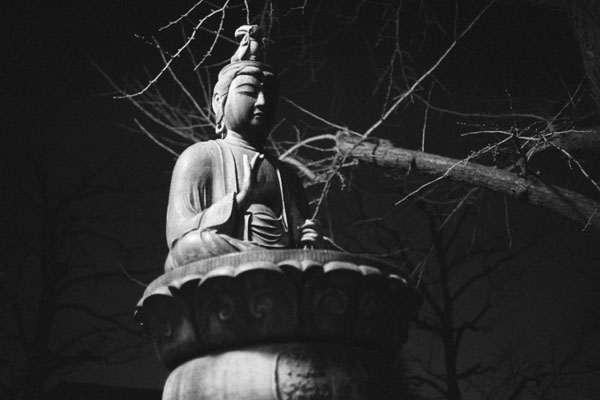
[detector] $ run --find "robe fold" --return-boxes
[164,137,309,270]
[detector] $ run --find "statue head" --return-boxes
[212,25,278,140]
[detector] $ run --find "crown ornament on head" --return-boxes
[230,25,265,63]
[218,24,273,78]
[212,25,276,136]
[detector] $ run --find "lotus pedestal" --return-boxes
[135,250,420,399]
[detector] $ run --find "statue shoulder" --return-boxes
[170,141,223,185]
[174,141,220,171]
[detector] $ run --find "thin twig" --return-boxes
[244,0,250,24]
[551,143,600,195]
[279,134,337,160]
[194,2,229,70]
[438,187,479,231]
[362,0,496,139]
[155,38,210,120]
[282,97,360,134]
[118,261,149,287]
[421,84,433,152]
[414,94,551,124]
[118,1,230,98]
[135,119,180,157]
[503,195,513,250]
[160,1,206,31]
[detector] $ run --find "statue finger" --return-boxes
[250,153,264,171]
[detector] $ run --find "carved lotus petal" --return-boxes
[135,249,420,370]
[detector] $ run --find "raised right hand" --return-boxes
[236,153,264,209]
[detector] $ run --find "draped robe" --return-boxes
[164,135,309,271]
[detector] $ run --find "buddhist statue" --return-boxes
[136,24,420,400]
[164,25,320,271]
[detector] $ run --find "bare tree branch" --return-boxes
[336,132,600,231]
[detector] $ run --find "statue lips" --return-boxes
[253,111,265,122]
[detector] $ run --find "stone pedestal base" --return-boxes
[163,342,405,400]
[136,250,420,399]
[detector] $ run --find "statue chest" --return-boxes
[232,148,282,215]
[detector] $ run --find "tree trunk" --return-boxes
[335,132,600,231]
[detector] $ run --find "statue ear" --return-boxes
[212,91,227,136]
[212,91,226,122]
[212,91,222,115]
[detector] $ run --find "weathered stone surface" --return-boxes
[141,24,422,399]
[164,25,322,271]
[135,249,420,370]
[162,343,406,400]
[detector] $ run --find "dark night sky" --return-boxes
[3,0,600,395]
[2,0,179,390]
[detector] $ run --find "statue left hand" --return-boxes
[299,219,323,248]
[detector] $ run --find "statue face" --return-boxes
[222,72,277,139]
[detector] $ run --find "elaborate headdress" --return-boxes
[212,25,275,136]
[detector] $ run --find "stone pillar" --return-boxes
[135,249,420,399]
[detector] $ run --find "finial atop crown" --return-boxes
[230,25,265,63]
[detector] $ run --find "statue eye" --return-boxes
[237,84,259,96]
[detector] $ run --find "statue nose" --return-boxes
[255,91,266,107]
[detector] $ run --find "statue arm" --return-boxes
[278,160,324,247]
[165,143,238,249]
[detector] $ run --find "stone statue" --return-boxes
[164,25,320,271]
[138,26,420,400]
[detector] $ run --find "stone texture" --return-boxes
[136,249,420,370]
[162,343,405,400]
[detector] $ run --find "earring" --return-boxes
[216,122,225,138]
